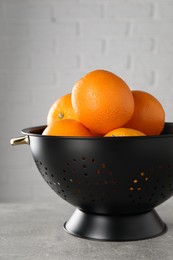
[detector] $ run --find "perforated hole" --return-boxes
[101,163,106,168]
[96,169,101,175]
[36,159,173,208]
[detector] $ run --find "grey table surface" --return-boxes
[0,197,173,260]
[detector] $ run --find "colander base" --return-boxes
[64,208,167,241]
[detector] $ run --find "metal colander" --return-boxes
[11,122,173,241]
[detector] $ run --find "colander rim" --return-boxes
[21,122,173,140]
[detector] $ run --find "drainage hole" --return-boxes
[96,169,101,175]
[101,163,106,168]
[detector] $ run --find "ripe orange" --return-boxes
[71,70,134,135]
[42,119,93,137]
[125,90,165,135]
[47,93,78,125]
[104,128,146,137]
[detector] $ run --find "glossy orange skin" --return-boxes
[125,90,165,135]
[47,93,78,125]
[42,119,93,137]
[104,127,146,137]
[72,70,134,135]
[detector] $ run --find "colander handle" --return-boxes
[10,136,29,146]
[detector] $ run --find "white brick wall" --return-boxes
[1,0,173,202]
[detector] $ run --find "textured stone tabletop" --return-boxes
[0,197,173,260]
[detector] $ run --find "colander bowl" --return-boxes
[11,122,173,241]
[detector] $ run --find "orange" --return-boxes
[104,128,146,137]
[42,119,93,137]
[47,93,78,125]
[125,90,165,135]
[71,70,134,135]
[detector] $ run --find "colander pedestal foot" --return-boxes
[64,208,167,241]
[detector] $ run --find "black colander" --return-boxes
[10,123,173,241]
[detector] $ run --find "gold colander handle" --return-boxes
[10,136,29,146]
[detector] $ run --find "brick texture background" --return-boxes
[1,0,173,202]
